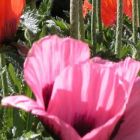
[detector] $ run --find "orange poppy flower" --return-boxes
[83,0,92,18]
[101,0,117,27]
[101,0,132,27]
[0,0,25,43]
[123,0,132,18]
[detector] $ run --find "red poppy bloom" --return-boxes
[0,0,25,43]
[101,0,132,27]
[83,0,92,18]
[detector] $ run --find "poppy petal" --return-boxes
[36,112,81,140]
[24,35,90,109]
[1,95,42,112]
[101,0,117,26]
[83,0,92,17]
[123,0,132,18]
[0,0,25,43]
[114,78,140,140]
[101,0,132,27]
[1,95,81,140]
[47,57,140,139]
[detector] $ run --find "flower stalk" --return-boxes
[115,0,123,55]
[137,0,140,27]
[78,0,85,41]
[96,0,102,40]
[91,0,96,53]
[70,0,79,39]
[132,0,137,44]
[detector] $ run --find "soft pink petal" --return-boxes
[1,96,81,140]
[114,77,140,140]
[92,57,139,86]
[24,35,90,109]
[35,111,81,140]
[1,95,42,112]
[47,58,140,139]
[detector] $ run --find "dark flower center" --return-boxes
[42,83,54,110]
[72,114,95,137]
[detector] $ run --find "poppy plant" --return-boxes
[0,0,25,43]
[101,0,132,27]
[2,35,140,140]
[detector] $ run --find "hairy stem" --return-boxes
[96,0,102,40]
[70,0,79,39]
[132,0,137,44]
[91,0,96,52]
[78,0,85,40]
[137,0,140,27]
[115,0,123,54]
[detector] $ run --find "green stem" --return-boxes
[115,0,123,54]
[91,0,97,53]
[137,0,140,27]
[132,0,137,44]
[70,0,79,39]
[96,0,102,40]
[78,0,85,40]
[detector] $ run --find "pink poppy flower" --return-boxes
[1,35,140,140]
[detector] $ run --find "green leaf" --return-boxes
[8,63,22,93]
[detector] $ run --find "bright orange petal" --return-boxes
[83,0,92,18]
[0,0,25,43]
[123,0,132,18]
[101,0,132,27]
[101,0,117,27]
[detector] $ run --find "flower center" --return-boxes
[43,83,54,110]
[72,114,95,137]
